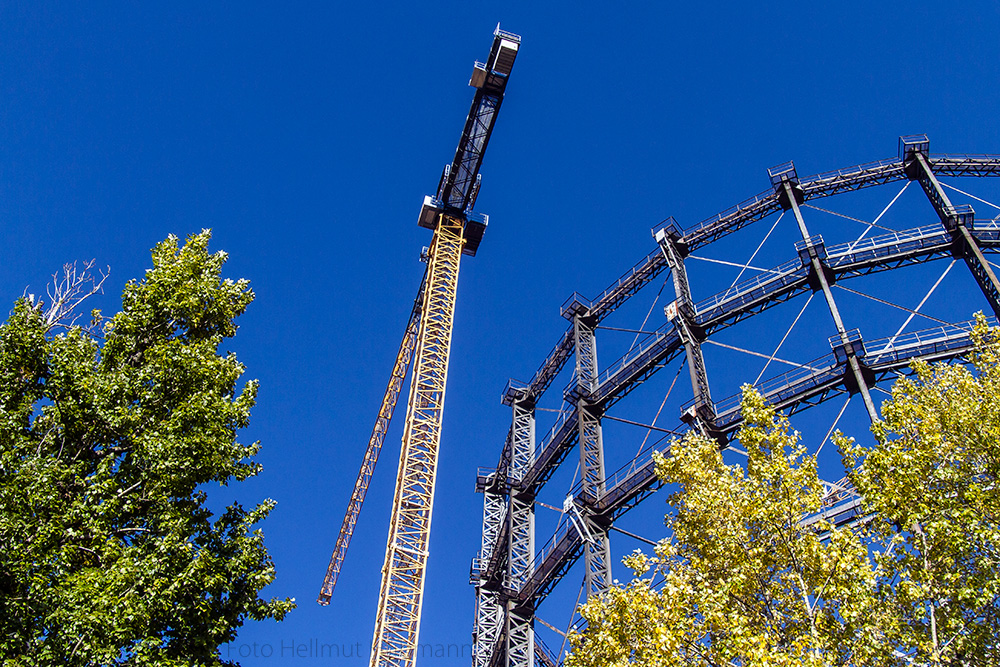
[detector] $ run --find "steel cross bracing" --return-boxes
[318,274,426,605]
[470,137,1000,667]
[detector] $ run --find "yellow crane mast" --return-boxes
[371,215,465,665]
[318,26,520,667]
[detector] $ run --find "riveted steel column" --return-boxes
[654,224,715,430]
[564,299,613,599]
[504,387,535,667]
[903,136,1000,319]
[473,473,506,667]
[771,164,878,423]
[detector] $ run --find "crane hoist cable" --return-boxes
[318,25,520,667]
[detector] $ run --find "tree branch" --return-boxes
[28,259,110,333]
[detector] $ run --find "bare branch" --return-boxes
[31,260,110,333]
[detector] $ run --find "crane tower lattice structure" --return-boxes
[471,136,1000,667]
[318,26,520,667]
[371,215,465,665]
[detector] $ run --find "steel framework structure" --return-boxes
[470,136,1000,667]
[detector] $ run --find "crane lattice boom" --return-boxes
[317,274,426,605]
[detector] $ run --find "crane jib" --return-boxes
[442,30,518,211]
[420,28,519,257]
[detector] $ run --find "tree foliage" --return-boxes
[840,315,1000,664]
[0,231,293,666]
[567,316,1000,666]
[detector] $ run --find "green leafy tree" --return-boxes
[0,231,293,666]
[567,316,1000,665]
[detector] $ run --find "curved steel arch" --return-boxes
[470,136,1000,667]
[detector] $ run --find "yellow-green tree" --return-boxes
[841,315,1000,665]
[567,316,1000,666]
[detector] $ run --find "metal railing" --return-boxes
[683,190,779,243]
[826,224,949,266]
[863,317,995,365]
[590,248,666,319]
[694,257,804,317]
[593,321,679,392]
[800,157,902,193]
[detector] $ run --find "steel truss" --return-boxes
[318,275,426,605]
[471,137,1000,667]
[372,217,464,667]
[564,303,613,599]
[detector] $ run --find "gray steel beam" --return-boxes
[771,165,878,423]
[565,303,612,599]
[505,393,536,667]
[930,155,1000,177]
[654,225,715,431]
[905,141,1000,319]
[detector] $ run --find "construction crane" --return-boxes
[318,25,520,667]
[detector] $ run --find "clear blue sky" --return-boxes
[3,2,1000,665]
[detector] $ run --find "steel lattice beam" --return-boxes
[472,482,506,667]
[505,395,537,667]
[318,274,425,605]
[564,305,613,599]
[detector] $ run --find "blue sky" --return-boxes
[3,2,1000,665]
